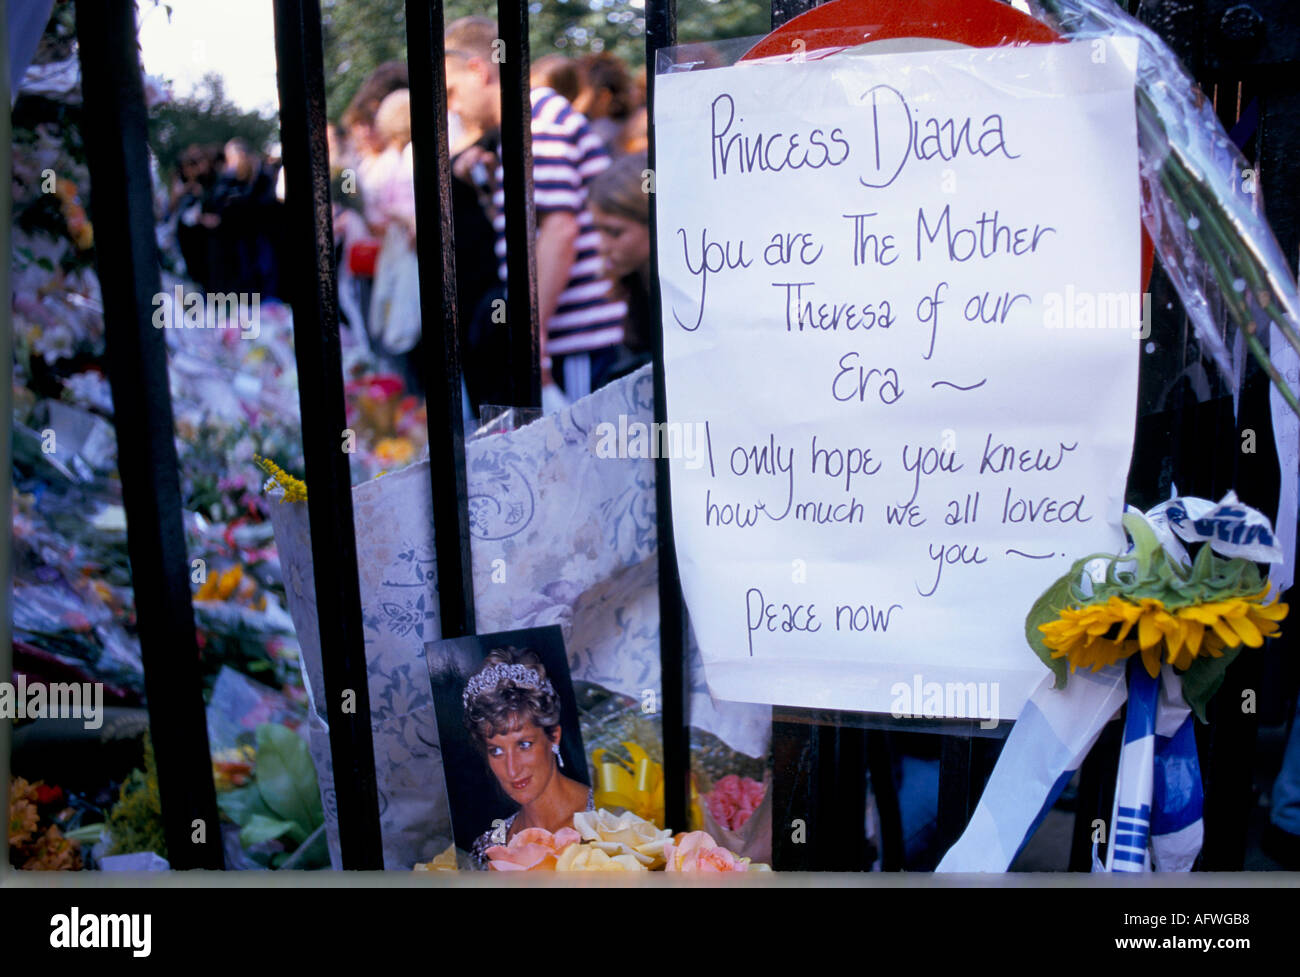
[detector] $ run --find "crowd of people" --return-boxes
[168,139,285,299]
[330,19,653,412]
[161,19,655,419]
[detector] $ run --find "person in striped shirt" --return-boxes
[444,16,627,402]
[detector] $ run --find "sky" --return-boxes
[136,0,281,115]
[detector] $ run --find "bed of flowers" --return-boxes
[9,44,425,870]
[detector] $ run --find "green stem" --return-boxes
[1158,134,1300,361]
[1157,152,1300,415]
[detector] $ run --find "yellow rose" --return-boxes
[555,842,647,872]
[572,809,671,868]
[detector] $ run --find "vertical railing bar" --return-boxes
[0,4,14,887]
[272,0,383,869]
[72,0,223,869]
[405,0,477,639]
[865,732,904,870]
[771,0,820,29]
[935,735,973,857]
[645,0,686,833]
[496,0,542,408]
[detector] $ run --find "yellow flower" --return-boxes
[217,565,243,600]
[195,565,244,603]
[555,842,647,872]
[572,809,671,868]
[254,455,307,503]
[374,437,414,466]
[1039,596,1139,674]
[1175,589,1287,663]
[1040,591,1287,678]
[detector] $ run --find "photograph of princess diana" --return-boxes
[425,626,590,869]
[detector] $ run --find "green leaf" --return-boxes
[1122,511,1162,579]
[1179,646,1242,724]
[216,784,275,827]
[1025,571,1076,689]
[1191,540,1214,583]
[239,814,299,847]
[253,723,324,835]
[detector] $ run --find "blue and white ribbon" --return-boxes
[1100,660,1204,872]
[937,663,1126,872]
[1150,666,1204,870]
[1104,659,1156,871]
[938,497,1235,873]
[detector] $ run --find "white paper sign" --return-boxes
[653,40,1142,719]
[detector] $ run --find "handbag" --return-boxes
[367,224,422,356]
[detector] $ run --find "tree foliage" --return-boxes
[149,73,280,178]
[320,0,770,120]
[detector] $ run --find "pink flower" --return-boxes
[663,831,750,872]
[704,775,765,831]
[484,826,580,871]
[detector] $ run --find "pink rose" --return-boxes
[704,776,765,832]
[706,794,737,827]
[484,826,580,871]
[663,831,750,872]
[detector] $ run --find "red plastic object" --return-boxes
[348,237,381,278]
[741,0,1154,289]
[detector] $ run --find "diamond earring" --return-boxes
[552,742,563,768]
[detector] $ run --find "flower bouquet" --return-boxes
[1026,495,1287,721]
[699,774,772,866]
[9,777,84,871]
[463,809,771,873]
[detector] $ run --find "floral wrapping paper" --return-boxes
[270,365,771,869]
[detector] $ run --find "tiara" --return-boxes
[463,662,555,708]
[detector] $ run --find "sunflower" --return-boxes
[1040,596,1173,677]
[1172,588,1287,666]
[1040,590,1287,678]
